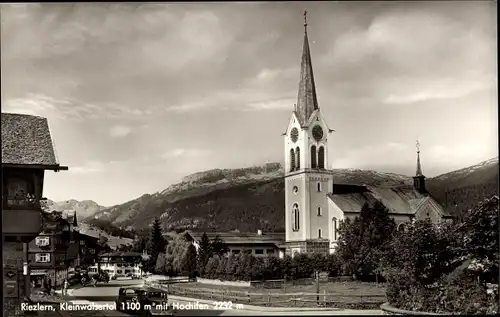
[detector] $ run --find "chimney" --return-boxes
[257,230,262,236]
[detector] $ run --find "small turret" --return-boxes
[413,141,427,194]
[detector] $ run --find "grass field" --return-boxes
[181,280,386,296]
[167,280,387,309]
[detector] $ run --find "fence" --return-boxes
[146,279,386,309]
[250,276,355,289]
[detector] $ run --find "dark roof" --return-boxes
[295,32,319,126]
[78,232,99,242]
[41,210,72,225]
[1,113,65,168]
[186,231,285,246]
[328,184,451,217]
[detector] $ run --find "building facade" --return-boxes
[78,232,100,268]
[2,113,68,306]
[185,231,286,259]
[93,252,143,278]
[283,15,452,257]
[28,211,80,288]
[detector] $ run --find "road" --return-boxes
[66,279,381,316]
[66,279,236,316]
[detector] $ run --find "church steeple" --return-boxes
[295,10,319,126]
[416,145,423,176]
[413,141,427,193]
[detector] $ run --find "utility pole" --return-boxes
[23,242,30,299]
[283,274,287,293]
[315,270,320,305]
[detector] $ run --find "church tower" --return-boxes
[413,141,427,194]
[283,11,335,257]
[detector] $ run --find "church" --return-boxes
[283,13,453,256]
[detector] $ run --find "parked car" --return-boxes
[115,286,172,316]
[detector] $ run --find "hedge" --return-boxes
[201,252,341,281]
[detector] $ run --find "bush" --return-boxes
[200,252,342,282]
[204,255,220,279]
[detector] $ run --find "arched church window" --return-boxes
[290,149,295,172]
[317,182,322,192]
[296,147,301,170]
[318,146,325,169]
[332,217,338,241]
[292,203,300,231]
[318,229,322,238]
[311,146,317,168]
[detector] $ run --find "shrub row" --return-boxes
[201,252,341,281]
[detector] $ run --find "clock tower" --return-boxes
[283,11,334,257]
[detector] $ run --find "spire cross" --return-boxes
[416,140,420,153]
[304,10,308,34]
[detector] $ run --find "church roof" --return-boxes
[328,185,452,217]
[295,16,319,126]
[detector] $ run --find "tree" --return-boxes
[204,255,220,279]
[211,235,229,257]
[336,202,396,280]
[183,244,198,278]
[131,236,148,253]
[147,217,167,273]
[155,252,167,274]
[163,234,191,276]
[456,196,499,283]
[197,233,213,276]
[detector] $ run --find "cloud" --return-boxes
[331,142,415,170]
[109,125,132,138]
[382,78,495,105]
[164,66,299,113]
[161,148,212,159]
[68,161,105,174]
[323,5,496,106]
[2,94,155,120]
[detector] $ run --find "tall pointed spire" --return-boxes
[295,10,319,126]
[413,140,427,194]
[416,140,423,176]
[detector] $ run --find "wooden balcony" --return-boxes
[2,207,42,240]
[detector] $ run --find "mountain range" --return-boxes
[42,199,134,248]
[72,157,498,234]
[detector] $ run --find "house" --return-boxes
[2,113,68,300]
[184,230,286,258]
[281,13,453,256]
[28,210,80,288]
[93,252,143,278]
[78,232,100,268]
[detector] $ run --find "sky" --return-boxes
[1,1,497,206]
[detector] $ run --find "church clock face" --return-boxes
[312,125,324,141]
[290,128,299,143]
